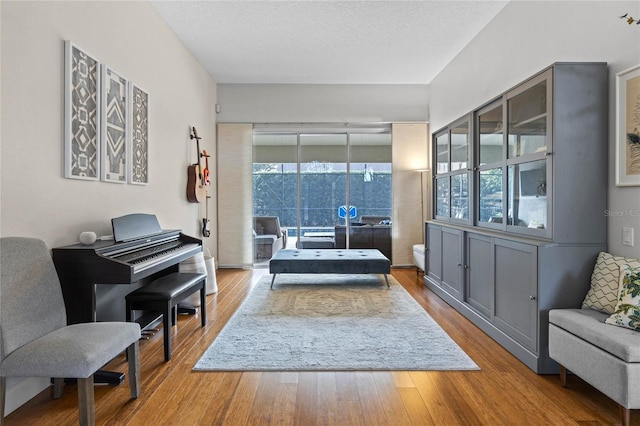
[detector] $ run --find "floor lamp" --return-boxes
[415,169,429,244]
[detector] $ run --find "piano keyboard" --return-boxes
[124,242,200,273]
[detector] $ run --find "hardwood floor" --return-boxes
[4,268,635,425]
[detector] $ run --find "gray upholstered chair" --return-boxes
[0,237,141,426]
[253,216,287,261]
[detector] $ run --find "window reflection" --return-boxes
[507,160,547,229]
[451,122,469,171]
[508,81,547,158]
[479,168,503,223]
[436,133,449,174]
[436,177,450,217]
[479,104,503,165]
[451,173,469,220]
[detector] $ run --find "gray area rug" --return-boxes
[194,274,478,371]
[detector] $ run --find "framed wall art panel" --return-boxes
[128,83,149,185]
[101,66,128,183]
[64,41,101,180]
[616,64,640,186]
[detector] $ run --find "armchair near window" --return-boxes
[253,216,287,261]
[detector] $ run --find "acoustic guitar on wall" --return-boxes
[201,149,211,237]
[186,127,207,203]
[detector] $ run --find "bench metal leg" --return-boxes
[270,274,277,289]
[200,282,207,326]
[163,302,172,361]
[384,274,390,288]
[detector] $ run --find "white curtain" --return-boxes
[216,123,253,267]
[392,123,429,266]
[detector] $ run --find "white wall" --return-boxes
[216,83,430,266]
[392,123,429,266]
[217,84,429,123]
[429,0,640,258]
[0,0,217,413]
[1,0,217,250]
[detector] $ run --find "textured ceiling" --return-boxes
[150,1,509,84]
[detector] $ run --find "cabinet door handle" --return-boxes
[529,295,536,300]
[456,263,462,266]
[464,265,469,269]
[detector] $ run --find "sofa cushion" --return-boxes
[549,308,640,362]
[413,244,425,270]
[254,235,278,245]
[605,265,640,331]
[582,252,640,314]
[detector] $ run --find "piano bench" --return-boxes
[125,272,207,361]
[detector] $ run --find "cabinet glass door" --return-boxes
[451,173,469,220]
[507,160,547,230]
[436,132,449,174]
[432,117,471,223]
[508,80,547,158]
[435,177,450,218]
[478,168,503,224]
[451,121,469,171]
[479,103,503,166]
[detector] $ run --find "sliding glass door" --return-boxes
[299,134,347,244]
[252,124,392,263]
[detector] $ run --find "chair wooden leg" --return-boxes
[53,378,64,399]
[77,376,95,426]
[559,365,567,387]
[1,377,6,426]
[127,341,141,399]
[620,405,631,426]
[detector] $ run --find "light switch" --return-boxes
[623,227,634,247]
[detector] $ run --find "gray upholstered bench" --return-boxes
[549,308,640,425]
[269,249,391,288]
[126,272,207,361]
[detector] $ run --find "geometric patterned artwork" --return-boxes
[128,83,149,184]
[101,66,128,183]
[616,64,640,186]
[64,41,101,180]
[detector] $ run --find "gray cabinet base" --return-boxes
[424,275,559,374]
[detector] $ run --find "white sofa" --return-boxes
[413,244,425,275]
[549,252,640,426]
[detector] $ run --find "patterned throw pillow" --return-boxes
[605,265,640,331]
[582,252,640,314]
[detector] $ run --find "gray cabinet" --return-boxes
[425,224,442,282]
[424,63,608,374]
[465,233,494,320]
[494,239,537,352]
[441,227,463,299]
